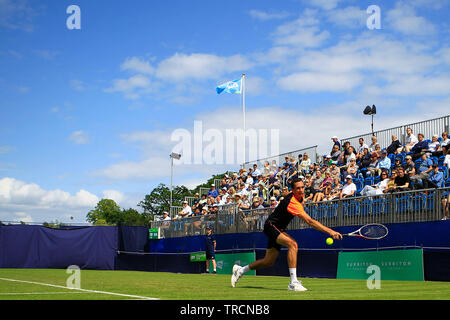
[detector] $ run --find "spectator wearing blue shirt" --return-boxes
[411,133,429,161]
[375,150,391,176]
[207,184,219,198]
[331,136,341,153]
[428,164,444,188]
[410,153,434,189]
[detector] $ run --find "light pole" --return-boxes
[170,152,181,217]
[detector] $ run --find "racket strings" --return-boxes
[360,225,388,239]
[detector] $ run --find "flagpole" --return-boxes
[242,73,246,166]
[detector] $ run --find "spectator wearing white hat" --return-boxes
[178,201,192,219]
[340,175,356,199]
[331,136,340,153]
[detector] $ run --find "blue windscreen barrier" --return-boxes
[1,221,450,281]
[0,225,117,270]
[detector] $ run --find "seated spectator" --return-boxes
[384,171,397,193]
[207,184,219,198]
[357,138,369,156]
[239,194,251,211]
[402,155,414,172]
[368,136,378,153]
[330,144,341,163]
[387,134,402,155]
[313,183,332,203]
[177,201,192,219]
[342,158,359,179]
[331,136,341,153]
[427,134,442,157]
[263,161,271,175]
[329,177,343,200]
[270,197,279,208]
[373,144,382,158]
[358,148,372,169]
[366,153,380,177]
[444,148,450,176]
[340,175,356,199]
[393,157,403,170]
[428,164,444,188]
[271,160,278,171]
[327,161,341,181]
[345,146,357,164]
[311,168,324,192]
[360,170,390,196]
[375,150,391,176]
[410,153,434,189]
[303,179,315,203]
[300,153,311,176]
[393,167,411,192]
[191,193,201,210]
[162,211,171,224]
[441,131,449,148]
[252,164,262,177]
[411,133,429,161]
[402,127,419,153]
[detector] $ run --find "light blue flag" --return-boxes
[216,78,242,94]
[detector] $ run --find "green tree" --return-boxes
[86,199,122,225]
[138,183,192,217]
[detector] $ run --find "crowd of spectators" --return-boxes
[172,128,450,221]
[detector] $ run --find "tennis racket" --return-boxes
[343,223,388,240]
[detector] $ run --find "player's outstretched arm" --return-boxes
[299,212,342,240]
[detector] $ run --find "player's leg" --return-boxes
[212,259,216,274]
[231,248,279,288]
[248,247,280,270]
[275,232,298,268]
[276,232,307,292]
[206,259,210,273]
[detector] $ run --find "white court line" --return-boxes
[0,277,159,300]
[0,292,88,295]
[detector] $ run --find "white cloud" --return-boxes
[105,74,152,99]
[326,6,367,28]
[0,0,35,31]
[277,72,362,93]
[69,130,90,145]
[386,2,437,36]
[248,9,290,21]
[307,0,342,11]
[0,177,99,209]
[120,56,155,75]
[271,10,329,48]
[102,189,125,204]
[70,79,85,91]
[13,212,33,223]
[155,53,251,81]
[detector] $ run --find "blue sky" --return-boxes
[1,0,449,223]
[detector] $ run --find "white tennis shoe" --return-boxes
[288,280,308,292]
[231,264,242,288]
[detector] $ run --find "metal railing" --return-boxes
[241,145,318,171]
[341,115,449,150]
[152,187,449,238]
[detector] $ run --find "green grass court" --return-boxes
[0,269,449,300]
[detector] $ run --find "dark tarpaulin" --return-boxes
[0,225,117,270]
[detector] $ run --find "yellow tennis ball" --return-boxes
[326,237,333,245]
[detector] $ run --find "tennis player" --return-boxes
[231,177,342,291]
